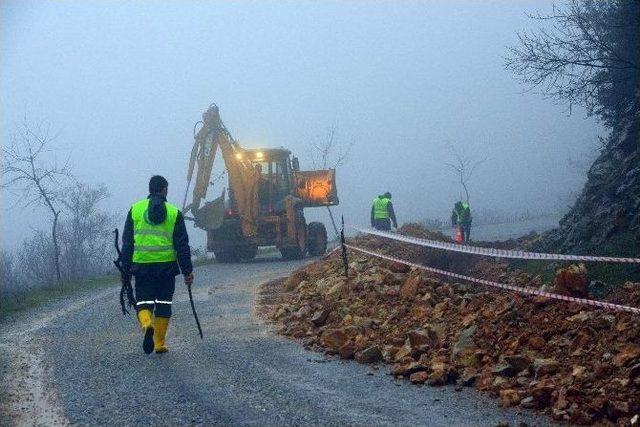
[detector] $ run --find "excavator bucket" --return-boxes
[294,169,339,207]
[193,191,226,231]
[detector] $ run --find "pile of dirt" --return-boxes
[261,224,640,425]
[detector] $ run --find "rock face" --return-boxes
[538,109,640,283]
[263,224,640,425]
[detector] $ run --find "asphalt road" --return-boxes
[1,255,548,426]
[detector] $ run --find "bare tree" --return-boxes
[310,127,353,171]
[309,126,354,236]
[505,0,639,127]
[2,118,72,286]
[59,183,114,282]
[445,144,484,203]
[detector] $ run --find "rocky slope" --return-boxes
[261,225,640,425]
[539,109,640,282]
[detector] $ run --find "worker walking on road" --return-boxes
[451,200,472,243]
[121,175,194,354]
[371,192,398,231]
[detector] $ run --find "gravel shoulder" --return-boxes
[1,255,546,426]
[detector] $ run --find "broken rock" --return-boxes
[311,309,330,327]
[320,328,348,352]
[533,358,560,377]
[409,371,429,384]
[613,344,640,367]
[338,341,356,359]
[607,400,630,420]
[459,368,479,387]
[355,345,383,364]
[530,383,555,409]
[504,354,531,373]
[392,362,427,377]
[400,274,421,299]
[407,328,438,348]
[493,364,517,378]
[553,264,589,297]
[452,325,477,358]
[528,335,546,350]
[499,389,520,407]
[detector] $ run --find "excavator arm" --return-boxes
[183,104,260,237]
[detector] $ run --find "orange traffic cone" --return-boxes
[455,226,464,244]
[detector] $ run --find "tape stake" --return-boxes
[348,225,640,264]
[344,243,640,315]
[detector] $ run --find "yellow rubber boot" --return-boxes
[137,309,154,354]
[153,316,170,354]
[137,309,153,329]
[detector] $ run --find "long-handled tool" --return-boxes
[186,282,203,339]
[113,228,136,315]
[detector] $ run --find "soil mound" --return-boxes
[261,224,640,425]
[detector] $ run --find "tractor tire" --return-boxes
[238,245,258,261]
[279,246,304,260]
[214,248,240,263]
[280,218,307,261]
[307,222,327,256]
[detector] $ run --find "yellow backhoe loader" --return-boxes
[182,103,339,262]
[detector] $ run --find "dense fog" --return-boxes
[2,1,603,251]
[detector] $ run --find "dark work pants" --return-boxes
[134,273,176,318]
[461,223,471,242]
[373,218,391,231]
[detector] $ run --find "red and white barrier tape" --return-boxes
[325,245,341,257]
[343,243,640,314]
[349,225,640,264]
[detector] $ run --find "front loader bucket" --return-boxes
[294,169,339,207]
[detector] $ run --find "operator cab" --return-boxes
[244,148,295,214]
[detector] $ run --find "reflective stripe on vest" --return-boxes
[133,244,175,252]
[373,197,390,220]
[134,229,173,239]
[131,198,179,263]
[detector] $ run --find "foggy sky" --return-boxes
[1,0,602,251]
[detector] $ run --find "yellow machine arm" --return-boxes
[182,104,260,237]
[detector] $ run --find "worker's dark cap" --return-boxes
[383,192,392,199]
[149,175,168,194]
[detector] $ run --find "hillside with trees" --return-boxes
[506,0,639,263]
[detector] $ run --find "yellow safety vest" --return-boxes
[131,198,178,263]
[373,197,391,220]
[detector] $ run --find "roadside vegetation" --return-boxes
[1,118,116,318]
[0,274,118,319]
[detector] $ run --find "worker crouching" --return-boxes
[451,200,472,243]
[121,175,194,354]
